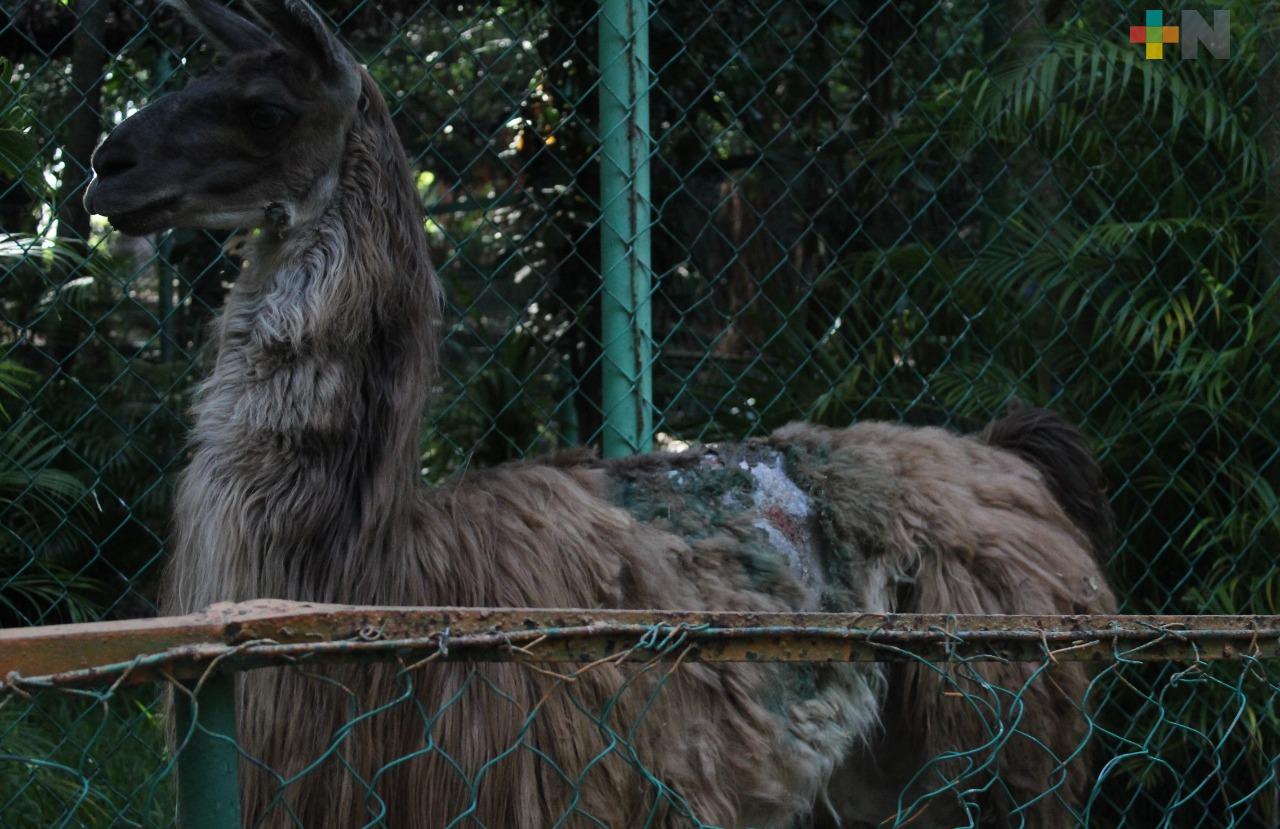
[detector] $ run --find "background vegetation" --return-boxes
[2,0,1279,825]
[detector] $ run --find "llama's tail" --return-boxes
[980,401,1115,561]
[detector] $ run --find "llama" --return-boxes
[84,1,1116,826]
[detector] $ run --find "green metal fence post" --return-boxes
[175,673,241,828]
[598,0,653,458]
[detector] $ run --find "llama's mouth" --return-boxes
[102,195,181,236]
[83,174,182,236]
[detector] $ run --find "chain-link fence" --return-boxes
[3,0,1280,825]
[4,605,1280,828]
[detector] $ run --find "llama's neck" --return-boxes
[167,77,440,611]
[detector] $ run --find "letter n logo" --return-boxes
[1181,10,1230,59]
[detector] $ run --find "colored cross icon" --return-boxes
[1130,10,1180,59]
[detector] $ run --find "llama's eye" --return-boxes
[248,104,290,131]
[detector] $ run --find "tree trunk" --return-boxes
[860,0,897,138]
[56,0,108,250]
[0,175,37,235]
[857,0,904,251]
[47,0,109,370]
[1006,0,1062,221]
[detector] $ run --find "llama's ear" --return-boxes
[240,0,357,92]
[164,0,273,54]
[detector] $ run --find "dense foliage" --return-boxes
[2,0,1278,824]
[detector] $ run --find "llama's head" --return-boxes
[84,0,361,236]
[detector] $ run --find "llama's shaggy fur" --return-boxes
[86,2,1117,825]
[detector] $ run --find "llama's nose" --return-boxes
[92,143,137,179]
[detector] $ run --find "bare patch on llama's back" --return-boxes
[607,442,826,607]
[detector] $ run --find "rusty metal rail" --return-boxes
[2,600,1279,692]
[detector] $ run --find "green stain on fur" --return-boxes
[732,530,796,594]
[606,432,905,615]
[608,453,797,595]
[610,460,755,541]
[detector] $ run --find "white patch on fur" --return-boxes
[748,458,810,518]
[746,455,825,597]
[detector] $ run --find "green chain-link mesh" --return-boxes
[2,0,1279,825]
[4,625,1280,827]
